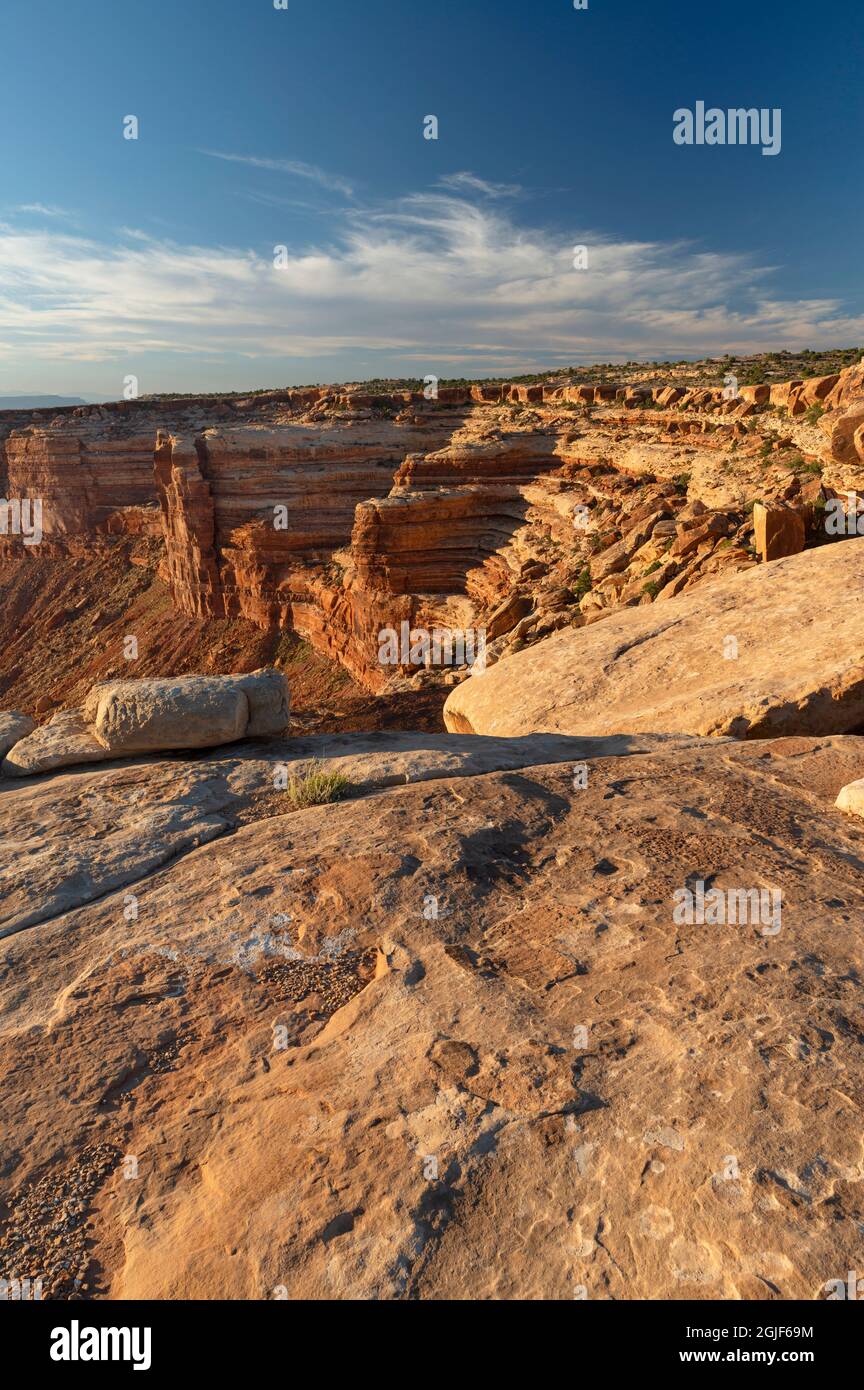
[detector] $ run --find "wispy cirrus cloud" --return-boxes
[199,149,354,197]
[233,190,342,215]
[12,203,76,220]
[0,187,860,388]
[436,172,523,199]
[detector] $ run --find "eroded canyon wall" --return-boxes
[3,362,864,698]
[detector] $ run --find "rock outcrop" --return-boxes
[5,357,864,1306]
[1,669,289,776]
[753,502,806,562]
[443,539,864,739]
[94,359,849,693]
[3,357,864,706]
[2,729,864,1298]
[3,427,157,537]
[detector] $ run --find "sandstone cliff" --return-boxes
[3,359,864,707]
[4,361,864,1306]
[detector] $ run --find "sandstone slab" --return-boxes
[234,668,290,736]
[444,539,864,739]
[1,708,112,777]
[2,733,864,1299]
[484,592,534,641]
[85,675,248,753]
[753,502,806,561]
[0,729,709,938]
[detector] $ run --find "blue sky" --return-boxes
[0,0,860,398]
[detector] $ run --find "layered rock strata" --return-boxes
[3,360,864,697]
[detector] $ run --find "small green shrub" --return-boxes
[286,760,352,809]
[572,567,592,598]
[275,634,314,665]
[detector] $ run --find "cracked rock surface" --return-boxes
[2,730,863,1299]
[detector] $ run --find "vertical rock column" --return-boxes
[154,432,225,618]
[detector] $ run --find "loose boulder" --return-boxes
[2,710,112,778]
[84,676,248,753]
[485,593,535,641]
[822,400,864,467]
[0,711,35,760]
[753,502,806,561]
[233,668,291,736]
[835,778,864,818]
[2,669,290,777]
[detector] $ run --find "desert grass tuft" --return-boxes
[286,759,351,809]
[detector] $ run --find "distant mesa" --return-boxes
[0,394,87,409]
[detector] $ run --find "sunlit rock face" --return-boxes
[3,361,863,695]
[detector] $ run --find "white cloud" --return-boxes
[436,172,523,198]
[199,150,354,197]
[12,203,75,219]
[234,190,336,213]
[0,188,860,383]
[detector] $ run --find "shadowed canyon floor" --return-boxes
[0,543,446,736]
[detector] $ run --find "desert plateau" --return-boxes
[1,0,862,1356]
[3,352,864,1310]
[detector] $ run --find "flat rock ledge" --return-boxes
[3,729,864,1299]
